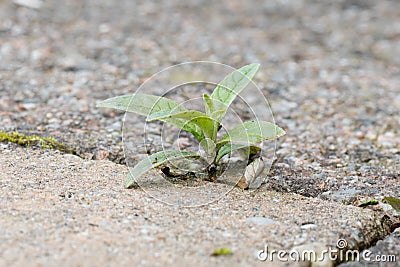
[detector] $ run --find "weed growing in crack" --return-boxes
[97,64,285,188]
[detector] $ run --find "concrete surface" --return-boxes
[0,0,399,266]
[0,146,396,267]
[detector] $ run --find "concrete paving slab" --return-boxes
[0,146,395,266]
[1,1,400,266]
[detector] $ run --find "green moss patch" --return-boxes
[211,247,232,256]
[0,130,76,154]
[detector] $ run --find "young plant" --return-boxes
[97,63,286,188]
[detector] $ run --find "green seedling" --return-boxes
[97,63,286,188]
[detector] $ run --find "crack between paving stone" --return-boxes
[341,203,399,265]
[2,130,398,267]
[334,212,399,266]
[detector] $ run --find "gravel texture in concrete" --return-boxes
[1,0,399,266]
[0,146,396,267]
[0,0,398,200]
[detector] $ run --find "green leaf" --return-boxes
[208,63,260,122]
[199,138,216,163]
[96,94,185,115]
[384,196,400,212]
[148,110,216,140]
[125,150,203,188]
[203,93,223,140]
[215,143,261,162]
[97,94,205,141]
[203,93,213,116]
[217,120,286,148]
